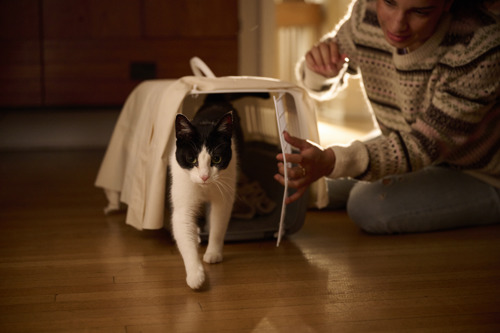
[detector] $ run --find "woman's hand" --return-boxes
[274,131,336,204]
[305,40,348,78]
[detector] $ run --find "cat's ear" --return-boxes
[215,111,233,137]
[175,114,195,139]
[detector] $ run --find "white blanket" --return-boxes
[95,75,327,230]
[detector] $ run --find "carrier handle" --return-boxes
[190,57,216,78]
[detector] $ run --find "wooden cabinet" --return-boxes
[0,0,42,106]
[0,0,238,107]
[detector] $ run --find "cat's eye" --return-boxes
[211,156,222,164]
[187,156,197,165]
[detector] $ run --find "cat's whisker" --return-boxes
[213,182,228,202]
[213,177,235,202]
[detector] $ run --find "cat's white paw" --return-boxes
[186,265,205,289]
[203,251,223,264]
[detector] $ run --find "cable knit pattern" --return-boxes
[299,0,500,187]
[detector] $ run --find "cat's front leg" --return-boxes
[172,210,205,289]
[203,196,233,264]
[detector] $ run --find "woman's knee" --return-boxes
[346,180,393,234]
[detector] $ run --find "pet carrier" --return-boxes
[95,58,327,245]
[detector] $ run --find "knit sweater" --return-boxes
[298,0,500,187]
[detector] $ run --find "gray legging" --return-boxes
[326,166,500,234]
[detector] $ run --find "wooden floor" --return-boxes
[1,150,500,333]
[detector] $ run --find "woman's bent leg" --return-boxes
[326,178,358,210]
[347,167,500,234]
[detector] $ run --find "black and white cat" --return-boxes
[169,95,242,289]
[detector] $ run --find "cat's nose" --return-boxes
[200,175,210,183]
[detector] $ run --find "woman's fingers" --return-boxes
[305,40,346,77]
[283,131,309,148]
[285,187,308,205]
[276,162,309,181]
[275,131,335,204]
[273,169,309,205]
[276,153,303,165]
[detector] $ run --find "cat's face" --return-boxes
[174,112,234,185]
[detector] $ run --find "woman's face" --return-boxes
[376,0,453,51]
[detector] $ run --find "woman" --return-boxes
[274,0,500,233]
